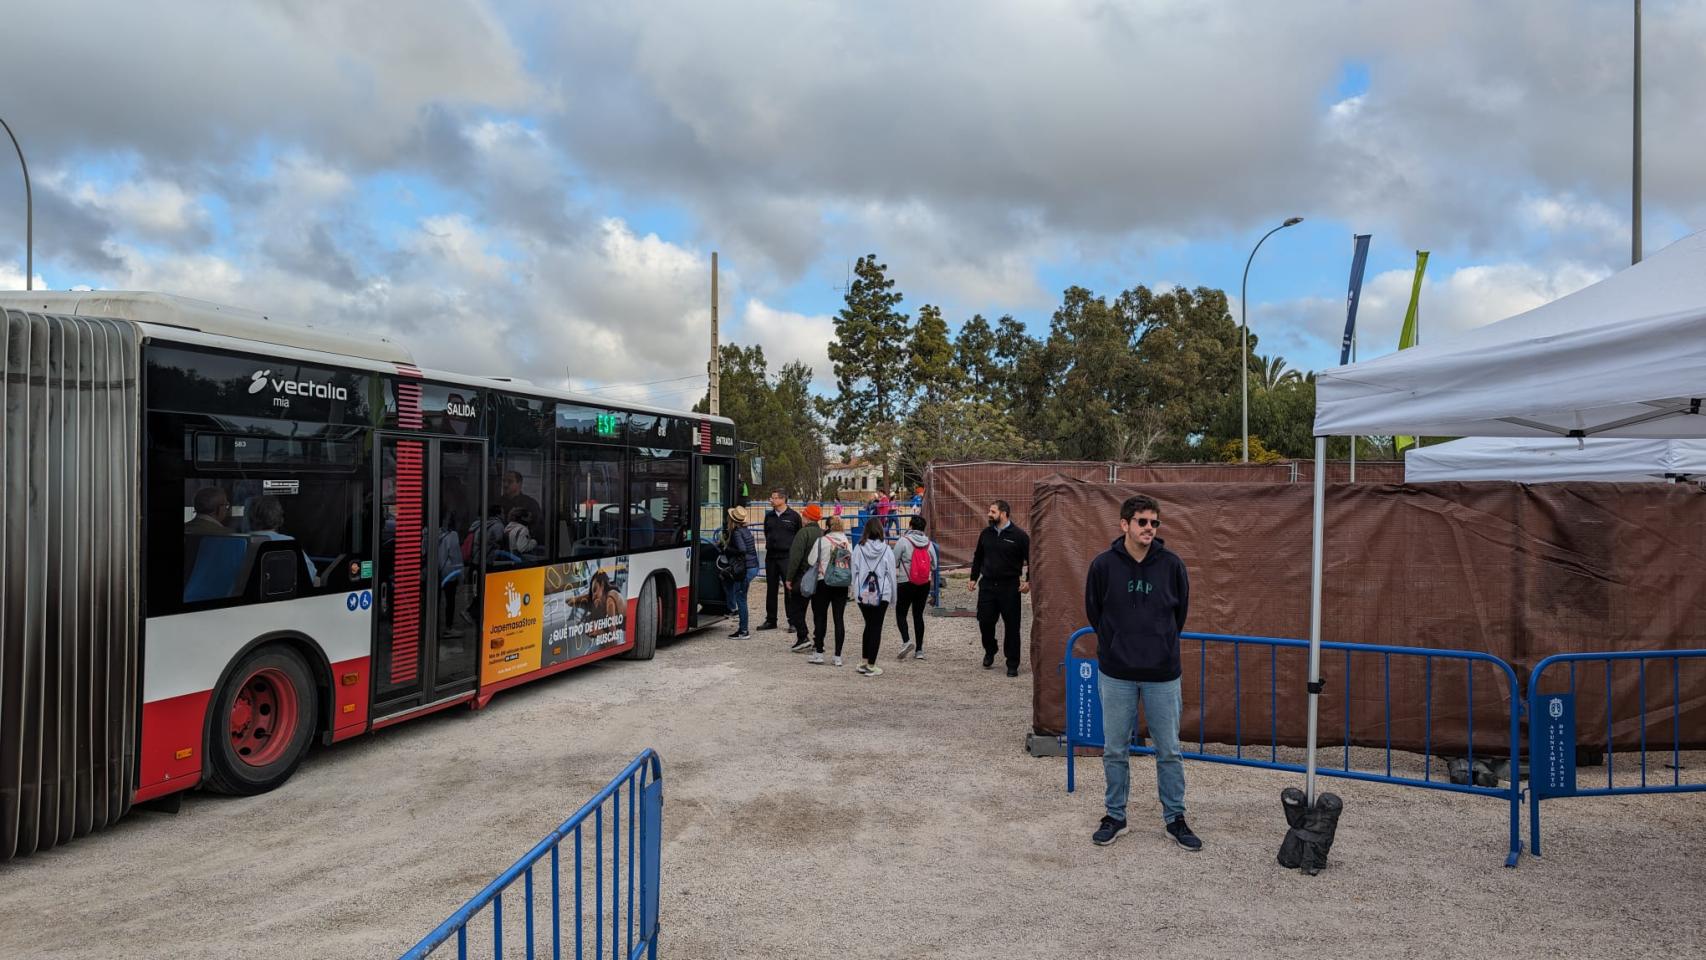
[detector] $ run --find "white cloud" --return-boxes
[59,211,724,412]
[1520,194,1629,248]
[1253,258,1610,369]
[6,0,1705,398]
[737,300,836,391]
[406,214,510,281]
[0,263,47,291]
[99,245,247,299]
[66,178,209,239]
[0,0,536,166]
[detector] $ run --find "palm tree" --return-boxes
[1254,354,1303,392]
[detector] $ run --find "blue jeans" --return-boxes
[726,567,757,632]
[1100,673,1186,825]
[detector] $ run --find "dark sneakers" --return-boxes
[1092,815,1129,846]
[982,652,996,669]
[757,621,778,631]
[1006,665,1019,677]
[1167,817,1203,851]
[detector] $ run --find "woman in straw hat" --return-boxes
[724,505,760,638]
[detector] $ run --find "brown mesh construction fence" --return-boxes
[1296,460,1408,483]
[923,461,1111,569]
[1028,479,1706,756]
[922,460,1403,567]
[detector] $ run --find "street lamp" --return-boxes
[0,116,31,291]
[1241,216,1303,463]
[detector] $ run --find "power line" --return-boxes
[580,373,704,395]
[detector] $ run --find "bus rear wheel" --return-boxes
[623,577,659,661]
[204,645,318,796]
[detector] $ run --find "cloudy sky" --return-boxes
[2,0,1702,407]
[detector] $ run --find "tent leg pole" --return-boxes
[1306,435,1326,804]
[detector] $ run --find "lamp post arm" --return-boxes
[1240,223,1286,462]
[0,117,31,291]
[1241,224,1287,321]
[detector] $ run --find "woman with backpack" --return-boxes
[722,506,760,638]
[850,517,897,676]
[891,515,939,660]
[806,516,854,665]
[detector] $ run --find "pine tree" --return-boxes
[826,255,911,477]
[952,313,1000,405]
[909,303,959,405]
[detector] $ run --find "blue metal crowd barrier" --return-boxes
[1062,628,1525,867]
[1526,650,1706,856]
[399,750,664,960]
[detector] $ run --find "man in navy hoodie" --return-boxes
[1083,494,1201,851]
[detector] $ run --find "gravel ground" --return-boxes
[1,600,1702,959]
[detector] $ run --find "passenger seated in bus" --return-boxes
[246,495,319,585]
[184,486,234,536]
[504,507,542,558]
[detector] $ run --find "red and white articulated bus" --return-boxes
[0,292,739,860]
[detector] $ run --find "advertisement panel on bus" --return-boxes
[481,557,630,685]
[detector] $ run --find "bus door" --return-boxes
[372,434,485,716]
[691,454,736,622]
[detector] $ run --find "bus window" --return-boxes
[179,482,325,602]
[556,443,625,559]
[493,464,546,563]
[628,449,690,550]
[492,395,550,567]
[148,414,373,613]
[698,459,733,544]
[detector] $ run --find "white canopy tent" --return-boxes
[1404,436,1706,483]
[1302,228,1706,805]
[1317,229,1706,441]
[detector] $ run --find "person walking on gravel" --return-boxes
[1084,494,1201,852]
[722,506,760,638]
[969,500,1029,677]
[851,518,896,676]
[891,515,938,660]
[782,503,825,653]
[760,490,803,633]
[805,516,854,665]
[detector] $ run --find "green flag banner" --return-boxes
[1394,250,1430,455]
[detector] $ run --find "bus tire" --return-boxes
[204,644,319,796]
[624,577,659,661]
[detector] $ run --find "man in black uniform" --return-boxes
[969,499,1030,676]
[760,489,802,631]
[497,470,544,526]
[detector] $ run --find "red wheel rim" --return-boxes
[229,666,299,767]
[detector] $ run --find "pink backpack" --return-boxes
[906,540,933,585]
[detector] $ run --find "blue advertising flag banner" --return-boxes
[1530,693,1578,797]
[1338,234,1372,366]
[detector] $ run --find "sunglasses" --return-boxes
[1128,517,1161,529]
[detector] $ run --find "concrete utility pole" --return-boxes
[1,116,32,290]
[1632,0,1643,265]
[709,251,721,415]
